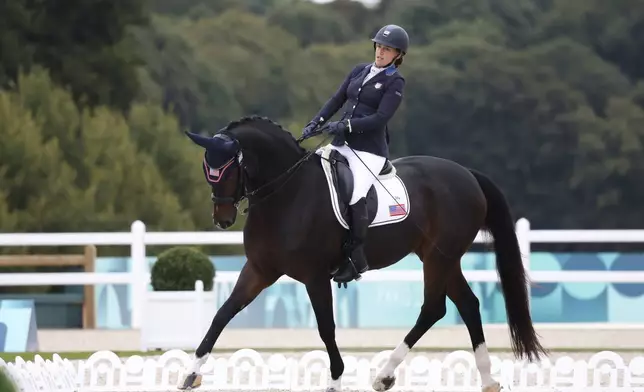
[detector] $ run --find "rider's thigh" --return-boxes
[347,150,385,204]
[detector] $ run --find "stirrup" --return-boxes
[332,258,362,287]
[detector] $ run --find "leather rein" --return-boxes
[210,126,331,215]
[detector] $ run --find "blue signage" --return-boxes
[0,299,39,352]
[93,252,644,329]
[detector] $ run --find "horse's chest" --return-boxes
[243,217,293,256]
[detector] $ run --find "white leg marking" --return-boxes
[373,341,409,391]
[327,375,342,392]
[177,353,207,389]
[190,352,208,374]
[475,343,500,391]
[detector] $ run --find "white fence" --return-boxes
[1,218,644,329]
[3,348,644,391]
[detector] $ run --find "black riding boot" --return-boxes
[333,197,369,283]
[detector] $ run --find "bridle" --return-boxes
[207,127,332,215]
[208,155,247,207]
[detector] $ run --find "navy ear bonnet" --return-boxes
[185,131,240,185]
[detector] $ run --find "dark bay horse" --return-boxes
[180,115,546,392]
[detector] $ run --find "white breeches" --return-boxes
[326,143,386,205]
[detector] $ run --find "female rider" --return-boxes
[302,24,409,284]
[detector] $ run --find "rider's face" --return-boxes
[374,44,399,67]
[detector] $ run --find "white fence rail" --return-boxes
[3,349,644,391]
[1,218,644,329]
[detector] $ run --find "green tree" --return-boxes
[267,1,356,47]
[0,0,149,111]
[127,103,213,230]
[0,69,194,235]
[175,9,299,121]
[0,81,82,233]
[537,0,644,81]
[563,97,644,228]
[131,15,242,133]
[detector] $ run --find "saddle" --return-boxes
[327,149,391,225]
[317,146,409,231]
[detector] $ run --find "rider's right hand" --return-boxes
[302,121,319,139]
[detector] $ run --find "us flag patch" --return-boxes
[389,204,406,216]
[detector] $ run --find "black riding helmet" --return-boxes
[371,24,409,54]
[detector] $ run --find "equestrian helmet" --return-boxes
[371,24,409,54]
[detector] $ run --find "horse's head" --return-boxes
[185,131,245,229]
[186,115,309,230]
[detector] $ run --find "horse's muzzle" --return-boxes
[214,215,234,230]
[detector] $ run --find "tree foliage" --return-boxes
[0,0,148,111]
[1,0,643,250]
[0,69,198,235]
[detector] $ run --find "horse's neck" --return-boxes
[246,153,318,221]
[240,133,305,191]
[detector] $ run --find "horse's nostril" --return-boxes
[216,220,233,230]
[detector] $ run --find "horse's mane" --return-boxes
[219,115,306,155]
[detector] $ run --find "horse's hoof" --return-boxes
[177,372,202,390]
[372,375,396,391]
[482,382,501,392]
[326,377,342,392]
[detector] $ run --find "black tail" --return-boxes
[469,169,547,362]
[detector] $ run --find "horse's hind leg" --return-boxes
[372,248,452,392]
[178,261,278,390]
[447,271,501,392]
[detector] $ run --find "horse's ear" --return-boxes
[185,131,235,152]
[185,131,213,149]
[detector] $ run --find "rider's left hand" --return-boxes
[325,120,348,136]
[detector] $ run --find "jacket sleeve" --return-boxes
[311,64,364,124]
[347,77,405,134]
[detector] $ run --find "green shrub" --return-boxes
[150,247,215,291]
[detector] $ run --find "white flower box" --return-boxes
[140,280,217,351]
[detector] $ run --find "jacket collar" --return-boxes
[361,63,398,86]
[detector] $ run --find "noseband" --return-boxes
[209,157,246,208]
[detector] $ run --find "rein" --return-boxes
[228,126,332,215]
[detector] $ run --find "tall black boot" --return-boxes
[333,197,369,283]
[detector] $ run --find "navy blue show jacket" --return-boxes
[311,62,405,158]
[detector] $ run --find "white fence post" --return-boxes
[130,220,146,330]
[195,280,204,339]
[516,218,531,309]
[4,218,644,334]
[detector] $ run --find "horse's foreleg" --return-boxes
[373,250,451,392]
[178,262,277,390]
[305,279,344,392]
[447,271,500,392]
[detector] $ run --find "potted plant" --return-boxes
[141,246,217,351]
[0,367,18,392]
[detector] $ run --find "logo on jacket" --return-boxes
[375,83,382,89]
